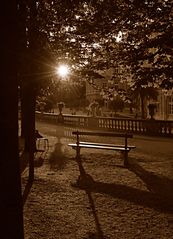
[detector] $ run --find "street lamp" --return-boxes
[56,64,70,79]
[55,64,70,118]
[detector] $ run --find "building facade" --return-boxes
[86,68,173,120]
[155,91,173,120]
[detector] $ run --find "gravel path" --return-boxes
[22,122,173,239]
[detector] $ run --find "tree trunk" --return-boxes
[18,0,27,138]
[20,86,26,138]
[20,0,38,181]
[0,1,24,238]
[24,0,38,182]
[24,84,36,182]
[140,93,147,119]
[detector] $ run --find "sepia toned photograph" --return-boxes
[1,1,173,238]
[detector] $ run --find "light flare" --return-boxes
[56,65,69,78]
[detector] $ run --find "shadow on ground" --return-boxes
[127,159,173,210]
[22,180,33,205]
[49,142,67,170]
[74,158,173,214]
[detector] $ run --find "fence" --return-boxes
[35,111,173,137]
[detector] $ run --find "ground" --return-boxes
[22,122,173,239]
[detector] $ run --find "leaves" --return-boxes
[18,0,173,106]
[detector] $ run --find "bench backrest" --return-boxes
[72,131,133,138]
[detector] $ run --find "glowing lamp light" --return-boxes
[56,64,69,78]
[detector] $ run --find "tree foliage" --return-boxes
[36,76,87,111]
[18,0,173,113]
[119,0,173,89]
[39,0,173,91]
[108,96,125,113]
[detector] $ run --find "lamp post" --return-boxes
[55,64,70,121]
[55,65,70,155]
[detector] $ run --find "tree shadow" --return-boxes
[21,151,47,205]
[20,151,29,173]
[49,142,67,170]
[22,180,33,205]
[20,152,33,205]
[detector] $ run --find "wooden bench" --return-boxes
[68,131,135,187]
[36,137,49,152]
[35,130,49,159]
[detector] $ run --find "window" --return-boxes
[168,96,173,115]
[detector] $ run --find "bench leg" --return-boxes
[124,151,129,167]
[120,151,129,167]
[76,155,86,177]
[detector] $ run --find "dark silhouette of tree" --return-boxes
[18,0,28,139]
[18,0,53,180]
[39,0,172,108]
[18,0,38,181]
[109,96,125,115]
[0,1,24,238]
[119,0,173,90]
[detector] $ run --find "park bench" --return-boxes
[68,130,135,187]
[35,130,49,158]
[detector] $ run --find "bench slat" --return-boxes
[72,131,133,138]
[79,141,136,149]
[68,143,130,151]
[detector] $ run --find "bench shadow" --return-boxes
[127,159,173,206]
[71,160,105,238]
[75,160,173,214]
[85,190,105,239]
[73,156,173,238]
[85,180,173,214]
